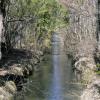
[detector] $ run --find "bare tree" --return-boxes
[59,0,97,82]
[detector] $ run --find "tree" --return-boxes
[5,0,67,51]
[0,0,67,59]
[59,0,97,84]
[60,0,97,58]
[0,0,6,59]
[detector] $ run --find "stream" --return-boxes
[16,33,83,100]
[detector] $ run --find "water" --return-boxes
[16,33,83,100]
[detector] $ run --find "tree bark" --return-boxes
[0,13,3,59]
[0,0,10,58]
[0,0,6,59]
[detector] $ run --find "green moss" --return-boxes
[82,68,95,83]
[95,71,100,75]
[8,0,68,50]
[96,63,100,68]
[95,63,100,75]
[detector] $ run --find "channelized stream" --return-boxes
[16,33,83,100]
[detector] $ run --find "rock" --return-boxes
[81,76,100,100]
[4,81,17,94]
[0,70,8,76]
[33,59,38,65]
[0,95,4,100]
[81,87,100,100]
[75,57,96,71]
[0,81,16,100]
[74,57,96,83]
[0,87,7,95]
[8,66,23,76]
[36,51,43,56]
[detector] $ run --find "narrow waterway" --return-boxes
[16,33,83,100]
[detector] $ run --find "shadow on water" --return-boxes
[15,33,84,100]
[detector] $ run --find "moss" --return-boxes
[82,68,95,83]
[95,63,100,75]
[96,63,100,68]
[95,71,100,75]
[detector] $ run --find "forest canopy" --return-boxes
[4,0,68,51]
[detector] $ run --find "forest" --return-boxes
[0,0,99,100]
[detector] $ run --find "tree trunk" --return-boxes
[0,12,3,59]
[97,0,100,51]
[0,0,6,59]
[0,0,10,58]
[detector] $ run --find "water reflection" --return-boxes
[48,55,63,100]
[15,33,83,100]
[48,33,63,100]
